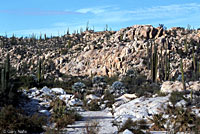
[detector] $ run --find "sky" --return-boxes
[0,0,200,37]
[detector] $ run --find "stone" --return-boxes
[122,129,133,134]
[39,110,51,116]
[86,94,100,100]
[114,96,170,124]
[175,99,187,107]
[69,98,83,106]
[123,94,137,100]
[160,81,184,93]
[40,86,52,95]
[51,88,66,95]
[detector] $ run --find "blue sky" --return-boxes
[0,0,200,37]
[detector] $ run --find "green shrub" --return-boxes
[42,75,82,91]
[148,113,166,131]
[0,105,46,133]
[104,75,119,85]
[121,74,161,97]
[50,98,82,130]
[169,91,185,106]
[84,120,99,134]
[127,83,160,97]
[15,75,37,90]
[60,48,68,55]
[103,90,115,108]
[84,99,101,111]
[119,118,147,134]
[165,105,200,133]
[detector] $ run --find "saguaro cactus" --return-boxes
[192,49,196,72]
[151,45,158,83]
[1,53,10,94]
[5,54,10,83]
[164,53,170,81]
[180,58,186,91]
[197,61,200,79]
[37,59,42,84]
[1,69,5,92]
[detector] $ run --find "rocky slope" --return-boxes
[0,25,200,81]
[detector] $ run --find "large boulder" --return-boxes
[161,81,200,93]
[160,81,184,93]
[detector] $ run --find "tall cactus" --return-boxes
[44,33,47,40]
[197,61,200,80]
[151,44,158,83]
[192,48,196,72]
[1,69,5,92]
[5,54,10,82]
[164,54,169,81]
[180,58,186,91]
[146,42,151,70]
[192,48,198,80]
[1,54,10,94]
[37,59,42,84]
[184,39,188,54]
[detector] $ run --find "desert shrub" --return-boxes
[148,113,166,131]
[103,90,115,108]
[119,118,134,132]
[84,100,101,111]
[54,114,75,130]
[156,91,168,97]
[72,82,86,93]
[92,76,105,84]
[104,75,119,85]
[126,69,137,77]
[127,83,160,97]
[60,48,68,55]
[42,75,82,91]
[121,74,160,97]
[118,118,147,134]
[84,120,99,134]
[50,98,82,130]
[169,91,185,106]
[111,81,124,90]
[122,74,147,88]
[0,105,46,133]
[14,75,37,89]
[110,81,126,96]
[165,105,200,133]
[81,77,93,89]
[45,127,59,134]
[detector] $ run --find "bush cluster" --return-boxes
[0,105,47,133]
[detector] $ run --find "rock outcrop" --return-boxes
[1,25,200,80]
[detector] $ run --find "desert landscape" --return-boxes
[0,24,200,133]
[1,1,200,134]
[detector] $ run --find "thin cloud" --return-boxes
[76,6,112,14]
[0,9,81,16]
[80,3,200,26]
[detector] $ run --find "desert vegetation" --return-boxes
[0,24,200,133]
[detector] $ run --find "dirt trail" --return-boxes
[66,110,117,134]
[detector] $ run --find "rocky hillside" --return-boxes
[0,25,200,81]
